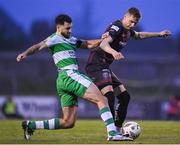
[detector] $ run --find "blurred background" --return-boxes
[0,0,180,120]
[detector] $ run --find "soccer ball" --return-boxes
[122,121,141,140]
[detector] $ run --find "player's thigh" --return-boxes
[83,83,106,104]
[59,70,92,98]
[101,85,114,95]
[87,69,114,95]
[87,69,113,89]
[111,72,126,94]
[113,84,127,96]
[60,93,78,107]
[119,84,126,92]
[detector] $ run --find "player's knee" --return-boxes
[61,119,75,129]
[67,121,75,128]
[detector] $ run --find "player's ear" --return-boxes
[56,24,61,30]
[124,13,128,18]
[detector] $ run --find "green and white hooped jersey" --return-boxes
[45,34,82,71]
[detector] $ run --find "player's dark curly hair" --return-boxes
[55,14,72,25]
[127,7,141,19]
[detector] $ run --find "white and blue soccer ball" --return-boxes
[122,121,141,140]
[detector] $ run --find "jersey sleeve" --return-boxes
[45,36,57,47]
[108,23,122,40]
[71,36,83,48]
[76,39,83,48]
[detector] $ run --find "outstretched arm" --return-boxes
[80,39,102,49]
[135,30,171,39]
[79,32,109,49]
[16,40,48,62]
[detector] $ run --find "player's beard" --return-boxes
[62,32,71,38]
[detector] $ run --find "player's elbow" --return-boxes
[99,42,103,48]
[139,35,146,39]
[87,44,94,49]
[99,41,106,49]
[138,33,146,39]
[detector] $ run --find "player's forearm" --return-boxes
[23,43,42,56]
[86,39,102,49]
[137,32,161,39]
[100,41,116,55]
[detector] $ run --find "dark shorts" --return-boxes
[86,69,122,90]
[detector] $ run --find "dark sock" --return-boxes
[104,91,115,119]
[115,91,130,127]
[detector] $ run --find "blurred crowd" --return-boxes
[162,94,180,120]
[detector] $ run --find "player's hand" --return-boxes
[111,51,124,60]
[101,32,109,39]
[159,30,171,38]
[16,53,27,62]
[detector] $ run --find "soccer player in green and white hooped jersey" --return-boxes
[16,14,132,141]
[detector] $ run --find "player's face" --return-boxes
[123,14,139,30]
[58,22,72,38]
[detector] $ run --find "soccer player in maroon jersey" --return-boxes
[86,7,171,133]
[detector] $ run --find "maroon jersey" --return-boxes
[86,20,135,73]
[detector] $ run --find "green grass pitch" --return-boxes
[0,119,179,144]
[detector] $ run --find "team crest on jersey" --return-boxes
[111,25,119,31]
[102,69,111,79]
[119,41,127,46]
[69,50,76,58]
